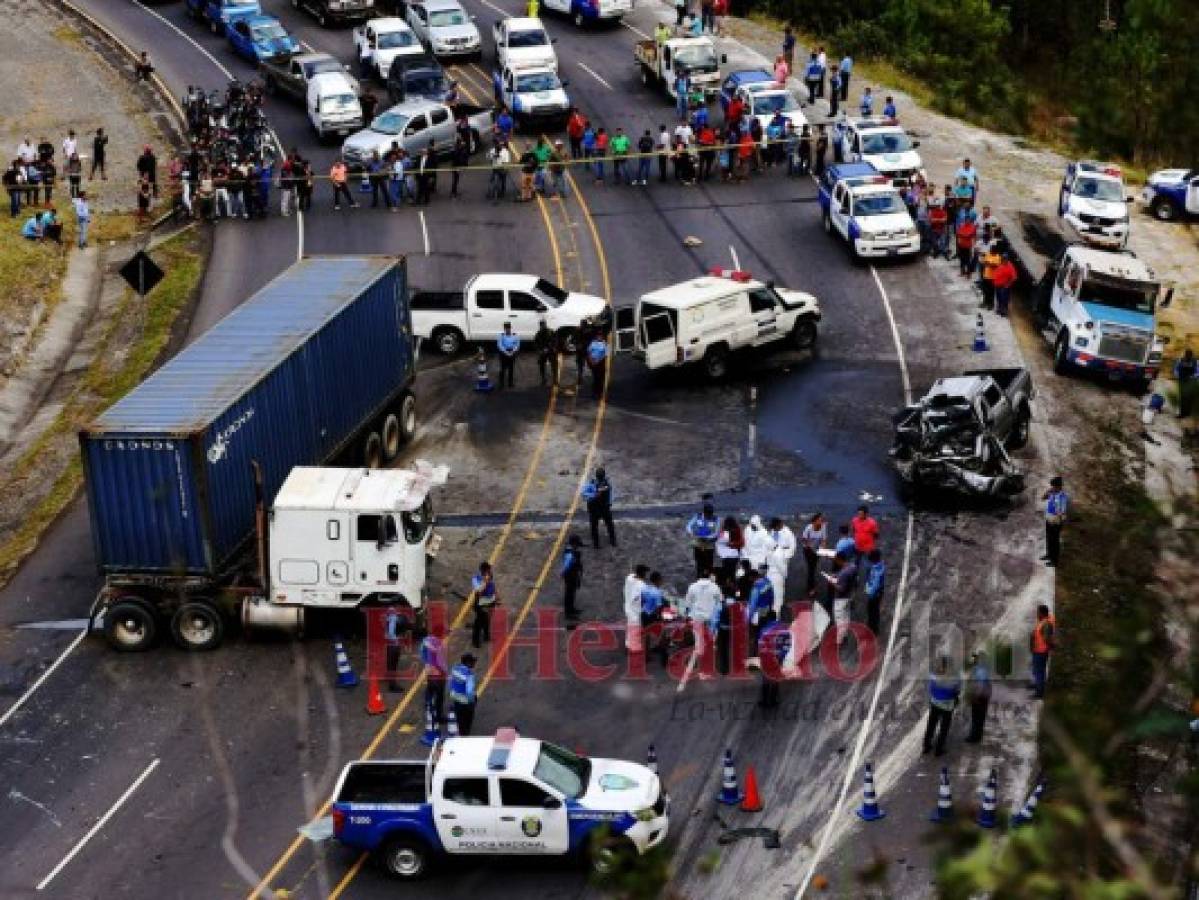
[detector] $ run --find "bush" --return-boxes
[830,20,890,60]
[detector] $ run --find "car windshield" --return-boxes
[534,278,568,304]
[533,743,590,799]
[752,93,799,115]
[377,30,416,49]
[225,0,258,7]
[516,72,561,92]
[372,111,409,134]
[675,46,718,71]
[306,58,342,77]
[853,193,906,216]
[860,131,914,154]
[1073,176,1124,202]
[429,9,468,26]
[321,94,358,113]
[509,28,549,47]
[1080,279,1156,315]
[407,72,447,95]
[252,23,288,41]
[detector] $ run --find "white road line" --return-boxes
[793,268,916,899]
[36,758,161,891]
[675,644,699,693]
[475,0,509,15]
[130,1,305,264]
[419,210,431,255]
[621,20,652,40]
[0,630,86,730]
[576,61,613,91]
[729,244,741,270]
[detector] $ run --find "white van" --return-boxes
[615,269,821,379]
[308,71,365,140]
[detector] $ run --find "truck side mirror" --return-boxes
[1162,288,1174,308]
[387,563,399,582]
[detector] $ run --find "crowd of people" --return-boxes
[6,131,104,248]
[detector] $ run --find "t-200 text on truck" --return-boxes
[80,256,429,652]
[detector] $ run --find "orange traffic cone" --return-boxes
[740,765,764,812]
[366,677,386,715]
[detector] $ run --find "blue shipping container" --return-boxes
[80,256,413,577]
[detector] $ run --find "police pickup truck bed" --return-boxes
[331,728,669,880]
[260,52,360,103]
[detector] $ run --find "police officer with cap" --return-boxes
[449,653,478,736]
[562,534,584,619]
[686,495,719,577]
[1041,476,1068,568]
[581,466,616,548]
[757,618,793,709]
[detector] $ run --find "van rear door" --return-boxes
[641,305,677,369]
[614,305,638,353]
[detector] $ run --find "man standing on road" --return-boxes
[864,548,885,637]
[636,130,654,186]
[72,190,91,249]
[534,319,557,386]
[824,552,857,644]
[965,651,992,742]
[582,466,616,549]
[782,26,796,73]
[624,564,648,654]
[1029,604,1056,699]
[684,569,722,676]
[137,145,158,198]
[992,251,1018,317]
[610,128,631,185]
[803,53,821,104]
[384,605,410,692]
[421,624,448,729]
[586,331,608,399]
[330,157,355,209]
[850,505,879,570]
[687,498,719,577]
[1041,476,1068,567]
[449,654,478,736]
[922,656,961,756]
[470,561,498,649]
[496,322,519,389]
[90,128,108,180]
[567,107,585,159]
[955,158,980,202]
[839,54,852,100]
[1174,349,1196,418]
[562,534,584,620]
[487,140,510,203]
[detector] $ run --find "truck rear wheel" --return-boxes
[791,317,818,351]
[1053,333,1071,375]
[364,431,384,469]
[170,600,225,651]
[104,598,159,652]
[1150,195,1179,222]
[702,346,729,380]
[1008,405,1031,449]
[382,413,403,462]
[432,326,464,355]
[378,836,430,880]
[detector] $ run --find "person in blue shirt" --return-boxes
[883,96,897,120]
[757,619,792,708]
[675,72,690,122]
[803,54,822,103]
[834,524,856,559]
[585,332,608,399]
[923,655,962,756]
[746,567,775,646]
[639,571,670,665]
[1041,475,1068,567]
[495,108,514,141]
[561,534,584,618]
[864,549,885,636]
[686,499,719,577]
[470,561,498,648]
[21,214,43,240]
[839,55,853,102]
[420,624,448,727]
[496,322,520,388]
[859,86,874,117]
[384,605,413,691]
[448,653,478,735]
[581,466,616,548]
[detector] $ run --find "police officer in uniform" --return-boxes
[449,653,478,736]
[562,534,584,619]
[1041,476,1068,567]
[581,466,616,548]
[470,561,498,648]
[497,322,520,388]
[757,618,792,709]
[420,625,448,729]
[686,497,719,577]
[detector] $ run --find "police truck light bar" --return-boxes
[488,727,518,770]
[708,267,752,282]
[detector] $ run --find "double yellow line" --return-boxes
[248,66,612,900]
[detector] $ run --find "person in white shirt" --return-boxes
[62,130,77,160]
[742,514,776,571]
[766,544,789,613]
[623,564,648,653]
[673,121,694,147]
[715,516,743,581]
[17,139,35,165]
[683,572,722,679]
[768,516,796,561]
[801,512,827,596]
[657,124,671,183]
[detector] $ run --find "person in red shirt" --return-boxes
[850,505,879,568]
[726,96,744,130]
[566,108,585,160]
[735,131,754,182]
[955,214,977,277]
[928,201,949,258]
[992,253,1018,317]
[697,123,717,181]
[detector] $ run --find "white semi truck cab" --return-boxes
[1038,245,1172,390]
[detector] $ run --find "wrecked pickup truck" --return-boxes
[891,368,1034,498]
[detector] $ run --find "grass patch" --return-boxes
[51,24,83,46]
[0,216,70,326]
[0,228,204,582]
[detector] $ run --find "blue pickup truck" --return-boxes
[186,0,262,36]
[332,728,669,880]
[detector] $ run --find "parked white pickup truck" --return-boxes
[412,274,607,354]
[492,17,558,73]
[355,16,426,81]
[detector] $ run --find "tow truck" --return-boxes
[1036,245,1172,391]
[818,162,920,261]
[1058,160,1132,249]
[634,35,722,102]
[331,727,670,880]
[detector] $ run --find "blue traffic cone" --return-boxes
[976,769,998,828]
[446,707,460,739]
[1011,779,1044,828]
[647,744,658,775]
[856,763,886,821]
[929,766,954,823]
[972,313,989,352]
[474,352,493,392]
[715,749,744,805]
[419,704,440,747]
[333,638,358,688]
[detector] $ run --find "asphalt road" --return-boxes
[0,2,1040,898]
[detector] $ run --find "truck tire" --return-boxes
[1053,333,1071,375]
[209,17,220,35]
[104,598,159,652]
[589,835,635,877]
[822,211,832,234]
[382,413,403,462]
[702,346,729,380]
[574,10,585,27]
[1150,195,1179,222]
[640,66,650,88]
[1008,404,1031,449]
[398,392,417,443]
[170,600,225,651]
[556,326,579,354]
[431,326,464,355]
[791,317,818,351]
[378,836,431,880]
[364,431,384,469]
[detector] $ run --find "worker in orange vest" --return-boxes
[1029,604,1056,699]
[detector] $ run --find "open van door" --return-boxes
[641,311,677,369]
[614,305,638,353]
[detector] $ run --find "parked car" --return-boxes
[818,162,921,261]
[291,0,374,27]
[834,117,923,186]
[341,98,493,165]
[492,64,570,129]
[493,17,558,73]
[261,51,361,103]
[386,55,454,104]
[718,68,773,114]
[541,0,632,28]
[1140,167,1199,222]
[1058,160,1131,250]
[354,17,426,81]
[308,72,365,140]
[227,15,300,63]
[406,0,482,58]
[185,0,261,36]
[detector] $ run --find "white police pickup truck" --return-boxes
[492,63,571,129]
[818,161,920,261]
[836,117,923,186]
[332,727,669,880]
[1058,160,1131,249]
[1036,244,1172,391]
[1141,167,1199,222]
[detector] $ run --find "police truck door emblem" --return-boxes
[451,825,464,838]
[521,816,542,837]
[598,774,639,791]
